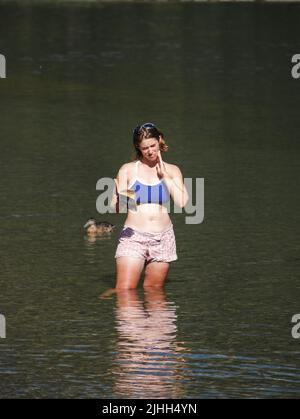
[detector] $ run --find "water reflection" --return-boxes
[110,289,186,399]
[84,233,114,245]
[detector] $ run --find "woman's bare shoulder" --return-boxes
[164,162,183,176]
[117,161,136,176]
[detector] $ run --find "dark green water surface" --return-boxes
[0,2,300,398]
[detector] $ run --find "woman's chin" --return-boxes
[142,155,158,164]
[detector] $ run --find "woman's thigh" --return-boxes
[116,257,145,289]
[143,262,170,289]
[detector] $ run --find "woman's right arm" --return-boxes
[110,164,130,213]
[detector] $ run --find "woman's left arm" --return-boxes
[157,152,189,208]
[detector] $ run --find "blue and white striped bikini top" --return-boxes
[130,160,170,205]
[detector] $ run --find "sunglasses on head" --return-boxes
[133,122,156,134]
[141,122,156,129]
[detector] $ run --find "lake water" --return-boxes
[0,1,300,398]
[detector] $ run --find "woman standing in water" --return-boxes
[112,123,189,290]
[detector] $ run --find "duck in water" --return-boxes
[84,218,115,235]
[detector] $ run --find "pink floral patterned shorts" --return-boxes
[115,224,178,263]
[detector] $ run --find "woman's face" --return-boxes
[139,137,160,162]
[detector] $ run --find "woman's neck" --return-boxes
[140,158,158,168]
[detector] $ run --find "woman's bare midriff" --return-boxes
[120,163,172,233]
[125,204,172,233]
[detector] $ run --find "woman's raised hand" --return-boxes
[156,150,171,179]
